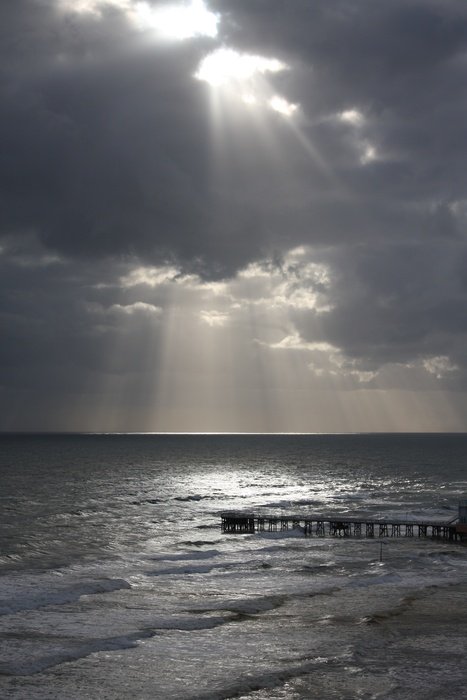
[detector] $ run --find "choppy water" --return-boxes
[1,433,466,699]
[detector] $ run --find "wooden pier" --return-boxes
[220,511,466,541]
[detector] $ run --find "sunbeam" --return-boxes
[5,2,467,434]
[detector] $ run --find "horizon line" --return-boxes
[1,430,467,436]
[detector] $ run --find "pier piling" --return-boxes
[220,511,465,541]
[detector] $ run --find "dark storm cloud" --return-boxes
[213,0,467,377]
[0,0,295,278]
[0,236,172,428]
[3,1,467,267]
[2,0,467,428]
[1,2,213,264]
[0,242,160,386]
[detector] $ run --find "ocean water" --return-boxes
[1,432,466,699]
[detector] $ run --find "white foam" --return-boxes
[0,577,131,616]
[148,549,221,562]
[189,594,286,616]
[347,572,402,589]
[0,630,148,676]
[181,655,342,700]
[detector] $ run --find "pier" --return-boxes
[220,511,467,541]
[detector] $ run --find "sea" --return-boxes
[1,432,466,700]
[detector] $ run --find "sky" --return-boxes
[2,0,467,433]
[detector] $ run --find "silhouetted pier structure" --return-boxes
[220,511,466,541]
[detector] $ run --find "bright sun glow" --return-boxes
[134,0,219,39]
[340,109,364,126]
[195,48,298,117]
[195,48,286,87]
[57,0,219,40]
[269,95,298,116]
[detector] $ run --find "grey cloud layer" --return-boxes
[2,0,467,428]
[3,1,467,263]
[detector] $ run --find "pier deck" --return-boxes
[220,511,464,541]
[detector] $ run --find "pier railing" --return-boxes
[220,511,464,541]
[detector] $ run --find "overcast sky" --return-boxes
[2,0,467,432]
